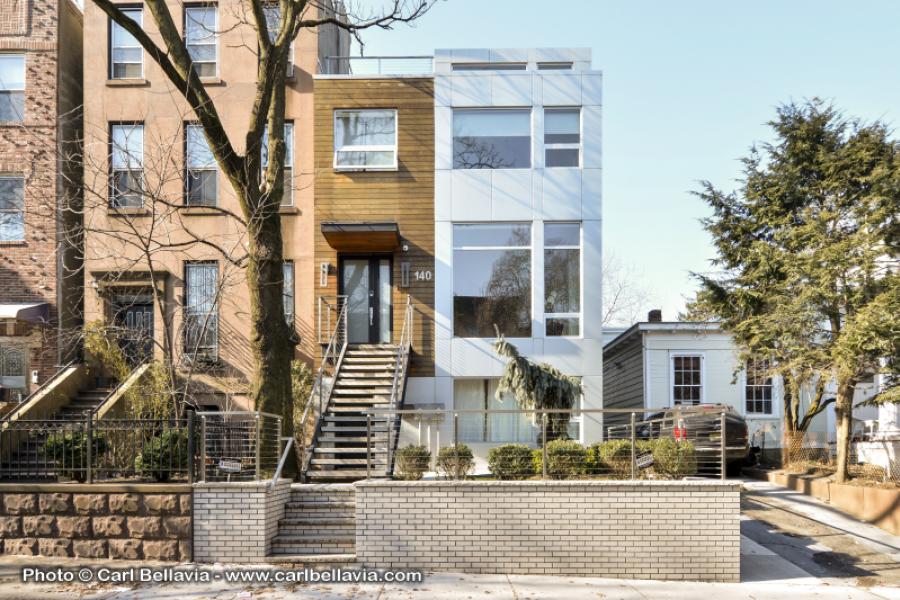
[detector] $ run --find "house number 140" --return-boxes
[414,270,432,281]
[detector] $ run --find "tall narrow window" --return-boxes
[333,109,397,170]
[282,261,294,326]
[110,123,144,208]
[544,223,581,336]
[262,4,294,76]
[0,347,26,403]
[745,359,773,415]
[0,55,25,122]
[185,123,217,206]
[672,355,702,405]
[185,5,217,77]
[544,108,580,167]
[0,176,24,242]
[453,109,531,169]
[109,9,142,79]
[453,223,531,338]
[184,262,219,362]
[262,122,294,206]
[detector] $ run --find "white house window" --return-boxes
[0,55,25,122]
[185,123,217,206]
[454,379,534,443]
[544,108,580,167]
[282,260,294,326]
[185,5,217,78]
[672,355,702,405]
[544,223,581,336]
[109,9,142,79]
[453,108,531,169]
[453,223,531,338]
[0,176,24,242]
[262,4,294,76]
[110,123,144,208]
[333,109,397,170]
[745,360,773,415]
[262,122,294,206]
[184,262,219,362]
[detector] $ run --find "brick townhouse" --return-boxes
[0,0,82,404]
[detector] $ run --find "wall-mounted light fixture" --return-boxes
[319,262,329,288]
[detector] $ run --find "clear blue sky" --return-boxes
[356,0,900,322]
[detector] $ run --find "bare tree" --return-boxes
[89,0,435,475]
[602,251,652,327]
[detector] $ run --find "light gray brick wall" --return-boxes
[355,480,740,582]
[193,480,291,562]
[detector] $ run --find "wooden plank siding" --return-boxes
[602,333,645,429]
[311,77,435,377]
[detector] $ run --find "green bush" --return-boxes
[436,444,474,479]
[394,445,431,480]
[44,431,108,483]
[134,429,189,482]
[588,439,632,477]
[542,439,588,479]
[487,444,535,479]
[642,438,697,478]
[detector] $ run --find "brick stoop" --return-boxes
[265,483,356,564]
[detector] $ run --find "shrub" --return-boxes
[543,439,588,479]
[647,438,697,478]
[135,429,189,482]
[436,444,474,479]
[44,431,108,483]
[394,445,431,480]
[588,439,632,477]
[487,444,535,479]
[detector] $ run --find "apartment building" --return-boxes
[80,0,346,408]
[0,0,82,404]
[310,49,602,468]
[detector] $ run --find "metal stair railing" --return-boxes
[299,296,349,480]
[385,295,414,476]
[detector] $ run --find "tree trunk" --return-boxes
[782,375,795,467]
[244,188,297,478]
[833,379,855,483]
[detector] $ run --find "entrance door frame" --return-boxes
[337,254,393,345]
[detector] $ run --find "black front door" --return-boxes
[339,256,392,344]
[114,299,154,364]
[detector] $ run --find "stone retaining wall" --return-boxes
[0,484,192,561]
[193,479,291,562]
[355,480,740,582]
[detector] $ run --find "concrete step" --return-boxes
[285,501,356,511]
[320,426,389,433]
[318,436,389,444]
[313,447,386,454]
[310,458,388,466]
[307,470,385,480]
[322,416,388,423]
[264,553,356,564]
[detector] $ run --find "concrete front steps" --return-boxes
[266,483,357,564]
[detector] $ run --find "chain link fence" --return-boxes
[781,429,900,483]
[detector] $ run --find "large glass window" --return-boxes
[544,108,580,167]
[262,122,294,206]
[185,5,217,77]
[0,55,25,122]
[185,123,217,206]
[184,262,219,361]
[455,379,534,444]
[0,176,24,242]
[544,223,581,336]
[282,260,294,326]
[110,123,144,208]
[745,359,773,415]
[453,109,531,169]
[109,9,142,79]
[453,223,531,338]
[333,109,397,170]
[672,355,702,405]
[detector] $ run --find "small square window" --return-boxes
[334,109,397,170]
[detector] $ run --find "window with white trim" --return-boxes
[0,176,24,242]
[453,108,531,169]
[544,222,581,336]
[184,261,219,362]
[745,359,773,415]
[282,260,294,326]
[672,355,702,405]
[109,9,142,79]
[110,123,144,208]
[544,108,580,167]
[185,123,217,206]
[185,5,217,78]
[333,109,397,170]
[262,122,294,206]
[0,55,24,122]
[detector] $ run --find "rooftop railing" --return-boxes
[320,55,434,76]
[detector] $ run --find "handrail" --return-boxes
[1,360,79,424]
[385,295,414,475]
[299,296,349,479]
[320,55,434,76]
[269,436,294,489]
[91,361,153,420]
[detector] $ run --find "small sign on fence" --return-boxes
[218,459,242,473]
[636,452,655,469]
